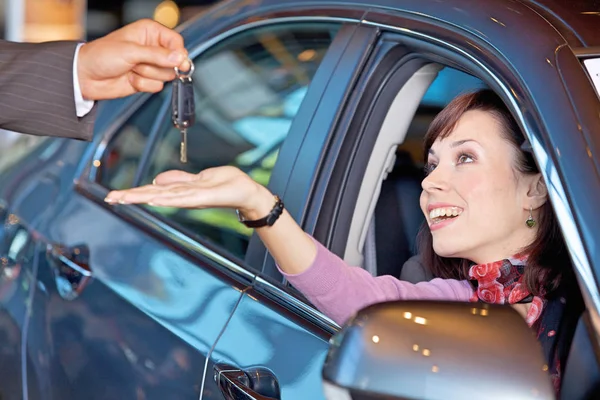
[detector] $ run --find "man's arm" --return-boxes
[0,19,188,142]
[0,40,96,140]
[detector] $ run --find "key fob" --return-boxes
[172,77,195,129]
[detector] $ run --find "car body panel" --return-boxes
[205,286,333,400]
[519,0,600,47]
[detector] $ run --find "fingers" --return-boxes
[104,167,250,208]
[105,184,161,204]
[119,19,185,51]
[139,18,185,52]
[105,182,197,204]
[154,170,199,185]
[105,183,215,209]
[155,167,244,186]
[177,58,192,74]
[141,191,217,209]
[128,73,165,94]
[124,42,186,69]
[122,19,188,70]
[133,64,178,82]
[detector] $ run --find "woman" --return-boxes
[105,89,580,391]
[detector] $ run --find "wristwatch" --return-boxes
[236,195,284,228]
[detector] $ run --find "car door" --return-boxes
[0,136,80,400]
[128,19,366,400]
[25,16,355,400]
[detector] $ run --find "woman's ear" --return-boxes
[524,173,548,210]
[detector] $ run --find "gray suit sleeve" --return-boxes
[0,40,97,140]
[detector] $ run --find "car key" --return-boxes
[172,60,196,163]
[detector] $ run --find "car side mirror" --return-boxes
[322,301,554,400]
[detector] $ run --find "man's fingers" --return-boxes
[133,64,177,82]
[139,18,186,52]
[125,42,186,68]
[178,58,192,74]
[155,23,186,52]
[129,73,165,93]
[120,19,185,51]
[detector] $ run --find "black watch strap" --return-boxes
[236,196,284,228]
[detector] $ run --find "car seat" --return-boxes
[374,150,429,279]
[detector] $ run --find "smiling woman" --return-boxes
[418,89,567,297]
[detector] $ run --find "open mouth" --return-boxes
[429,207,462,225]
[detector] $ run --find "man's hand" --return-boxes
[77,19,191,100]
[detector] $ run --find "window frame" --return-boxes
[281,12,600,328]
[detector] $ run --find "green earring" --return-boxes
[526,206,536,228]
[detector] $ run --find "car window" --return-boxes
[96,92,168,190]
[137,22,340,259]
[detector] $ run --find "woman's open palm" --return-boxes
[104,166,265,212]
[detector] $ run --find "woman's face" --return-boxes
[419,110,539,264]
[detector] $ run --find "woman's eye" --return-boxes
[457,154,474,164]
[424,162,437,175]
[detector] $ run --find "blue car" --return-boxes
[1,0,599,399]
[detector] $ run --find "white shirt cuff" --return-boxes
[73,43,95,118]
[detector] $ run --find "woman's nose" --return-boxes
[421,166,449,192]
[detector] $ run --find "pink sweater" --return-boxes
[279,236,475,325]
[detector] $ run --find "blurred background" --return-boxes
[0,0,220,42]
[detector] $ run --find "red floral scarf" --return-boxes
[467,257,568,394]
[468,256,544,327]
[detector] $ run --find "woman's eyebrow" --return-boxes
[450,139,479,148]
[428,139,480,155]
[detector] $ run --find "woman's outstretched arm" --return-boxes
[105,166,474,324]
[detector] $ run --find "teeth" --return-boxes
[429,207,462,220]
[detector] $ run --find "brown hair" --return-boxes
[417,89,569,297]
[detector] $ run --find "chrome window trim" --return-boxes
[80,16,358,335]
[255,276,340,332]
[362,19,600,336]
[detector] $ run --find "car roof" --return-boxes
[189,0,599,49]
[518,0,600,47]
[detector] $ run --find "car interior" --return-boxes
[350,61,597,399]
[347,64,485,278]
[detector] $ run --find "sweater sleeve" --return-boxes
[279,235,474,325]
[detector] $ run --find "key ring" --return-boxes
[174,58,195,79]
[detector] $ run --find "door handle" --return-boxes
[214,363,280,400]
[46,244,92,300]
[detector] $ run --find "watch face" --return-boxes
[235,209,246,222]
